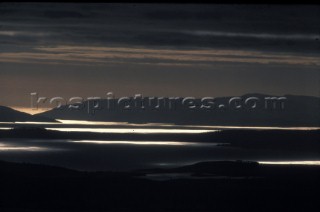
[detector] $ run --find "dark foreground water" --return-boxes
[0,138,319,171]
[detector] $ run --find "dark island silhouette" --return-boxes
[0,106,57,123]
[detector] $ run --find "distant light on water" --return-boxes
[72,140,188,145]
[57,120,130,125]
[0,128,12,130]
[0,143,47,151]
[259,161,320,165]
[2,120,318,131]
[46,128,217,134]
[14,122,61,125]
[69,140,220,146]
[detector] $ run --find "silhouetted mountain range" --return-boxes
[37,94,320,127]
[0,106,57,122]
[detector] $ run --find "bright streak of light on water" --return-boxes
[69,140,220,146]
[259,161,320,165]
[0,143,47,151]
[46,128,217,134]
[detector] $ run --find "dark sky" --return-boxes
[0,3,319,109]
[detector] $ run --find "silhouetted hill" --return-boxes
[139,160,320,179]
[0,106,57,122]
[37,94,320,127]
[138,160,261,177]
[0,160,79,178]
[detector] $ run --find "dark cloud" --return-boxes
[0,3,319,108]
[0,4,319,53]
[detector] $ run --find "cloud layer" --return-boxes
[0,4,319,107]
